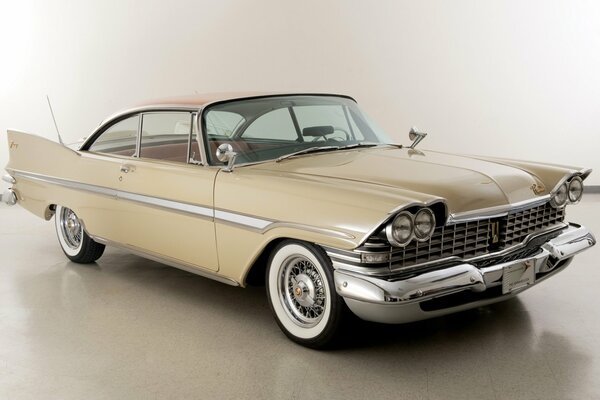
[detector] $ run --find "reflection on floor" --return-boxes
[0,195,599,400]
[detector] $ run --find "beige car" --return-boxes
[2,93,596,348]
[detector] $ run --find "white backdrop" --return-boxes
[1,0,599,190]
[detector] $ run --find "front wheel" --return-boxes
[266,240,346,348]
[55,205,105,263]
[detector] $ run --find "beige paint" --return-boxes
[5,113,584,285]
[1,0,599,198]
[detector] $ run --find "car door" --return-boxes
[113,111,219,271]
[59,114,140,243]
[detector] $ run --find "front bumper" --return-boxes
[334,223,595,324]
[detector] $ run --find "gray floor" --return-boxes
[1,197,599,400]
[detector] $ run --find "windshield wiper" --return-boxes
[275,142,390,163]
[276,146,340,162]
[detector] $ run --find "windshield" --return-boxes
[202,95,392,165]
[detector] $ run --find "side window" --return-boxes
[88,115,139,156]
[242,108,298,140]
[139,112,192,163]
[205,111,245,137]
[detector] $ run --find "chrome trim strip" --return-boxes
[447,195,551,224]
[2,174,15,184]
[263,222,355,239]
[11,170,214,219]
[11,170,354,240]
[91,236,239,286]
[118,191,213,218]
[214,209,271,230]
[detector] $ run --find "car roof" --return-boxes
[134,92,274,108]
[134,92,355,108]
[96,92,356,131]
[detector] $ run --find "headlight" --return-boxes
[413,208,435,241]
[568,177,583,203]
[550,183,568,208]
[386,211,413,247]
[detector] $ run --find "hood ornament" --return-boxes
[531,183,546,195]
[409,127,427,149]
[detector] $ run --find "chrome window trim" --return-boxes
[80,106,201,152]
[135,113,143,157]
[195,111,209,166]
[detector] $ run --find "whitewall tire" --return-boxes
[266,240,346,348]
[55,205,105,263]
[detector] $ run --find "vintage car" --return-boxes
[1,93,596,348]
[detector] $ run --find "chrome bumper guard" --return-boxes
[334,224,595,323]
[1,174,17,206]
[1,188,17,206]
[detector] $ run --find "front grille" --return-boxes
[390,219,492,269]
[365,201,566,270]
[502,203,565,246]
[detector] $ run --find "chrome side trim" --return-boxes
[91,236,239,286]
[447,195,551,224]
[214,209,272,230]
[11,170,354,240]
[2,174,15,184]
[11,170,214,220]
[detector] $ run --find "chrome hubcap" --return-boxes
[279,256,326,327]
[60,207,82,249]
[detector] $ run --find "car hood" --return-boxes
[252,146,548,214]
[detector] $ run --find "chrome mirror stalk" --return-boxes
[408,127,427,149]
[216,143,238,173]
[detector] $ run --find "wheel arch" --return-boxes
[241,235,336,287]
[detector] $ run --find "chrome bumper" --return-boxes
[334,223,595,324]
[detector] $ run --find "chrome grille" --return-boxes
[375,201,566,270]
[390,219,492,269]
[503,203,565,247]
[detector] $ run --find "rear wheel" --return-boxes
[266,240,346,348]
[55,205,105,263]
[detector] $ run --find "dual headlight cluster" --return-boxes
[385,208,436,247]
[550,176,583,208]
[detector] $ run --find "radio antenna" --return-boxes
[46,95,65,145]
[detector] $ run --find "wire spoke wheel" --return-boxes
[266,241,345,348]
[59,207,83,249]
[279,256,327,327]
[54,205,105,263]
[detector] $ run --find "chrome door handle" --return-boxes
[120,165,135,173]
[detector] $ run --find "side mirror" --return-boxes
[408,126,427,149]
[216,143,238,172]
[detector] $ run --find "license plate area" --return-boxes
[502,259,536,294]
